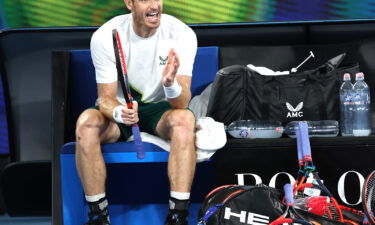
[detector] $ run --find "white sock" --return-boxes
[170,191,190,200]
[85,192,106,202]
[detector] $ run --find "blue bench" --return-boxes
[60,46,219,225]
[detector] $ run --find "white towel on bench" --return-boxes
[128,117,226,162]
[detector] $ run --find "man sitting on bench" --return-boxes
[74,0,197,224]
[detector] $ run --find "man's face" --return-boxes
[126,0,163,34]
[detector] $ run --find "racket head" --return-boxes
[114,30,132,102]
[362,171,375,224]
[112,29,132,104]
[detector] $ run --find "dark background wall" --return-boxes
[1,0,375,224]
[0,0,375,224]
[1,21,375,223]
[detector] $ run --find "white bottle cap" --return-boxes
[355,72,364,80]
[343,73,351,81]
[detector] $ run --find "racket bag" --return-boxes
[206,53,360,126]
[197,184,284,225]
[198,184,351,225]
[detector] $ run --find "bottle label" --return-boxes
[344,93,352,104]
[239,129,249,138]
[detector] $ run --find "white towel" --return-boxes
[247,64,290,76]
[128,117,226,162]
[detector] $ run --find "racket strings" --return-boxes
[363,173,375,224]
[294,185,344,222]
[365,175,375,211]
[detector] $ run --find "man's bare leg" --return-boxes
[75,108,121,225]
[156,109,196,225]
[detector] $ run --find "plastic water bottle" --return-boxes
[352,72,371,136]
[284,120,339,138]
[339,73,354,136]
[225,120,284,139]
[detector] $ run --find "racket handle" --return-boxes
[364,214,369,224]
[296,125,303,166]
[284,183,294,205]
[298,122,312,158]
[132,125,145,159]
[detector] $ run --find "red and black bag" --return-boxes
[198,184,352,225]
[197,184,284,225]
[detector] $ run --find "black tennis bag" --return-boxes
[197,184,284,225]
[206,53,360,126]
[197,184,351,225]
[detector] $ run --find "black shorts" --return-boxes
[95,101,172,141]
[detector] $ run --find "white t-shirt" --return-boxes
[91,14,197,104]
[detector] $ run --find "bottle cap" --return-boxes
[355,72,364,80]
[343,73,351,81]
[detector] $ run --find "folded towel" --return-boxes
[127,117,226,162]
[195,117,227,150]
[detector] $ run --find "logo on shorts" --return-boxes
[159,56,168,65]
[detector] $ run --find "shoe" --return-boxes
[164,210,188,225]
[84,214,110,225]
[84,197,110,225]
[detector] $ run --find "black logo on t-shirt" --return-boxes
[159,56,168,65]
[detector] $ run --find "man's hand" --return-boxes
[162,48,180,87]
[115,101,139,125]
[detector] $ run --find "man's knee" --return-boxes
[167,109,195,134]
[76,109,105,147]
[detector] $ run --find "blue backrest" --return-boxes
[68,46,219,131]
[191,46,219,96]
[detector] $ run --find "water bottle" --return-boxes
[352,72,371,136]
[225,120,284,139]
[284,120,339,138]
[339,73,354,136]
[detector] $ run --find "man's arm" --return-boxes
[97,82,119,119]
[167,75,192,109]
[97,82,139,125]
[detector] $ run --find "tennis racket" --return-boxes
[295,121,333,197]
[294,122,361,224]
[362,171,375,224]
[112,29,145,159]
[270,183,313,225]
